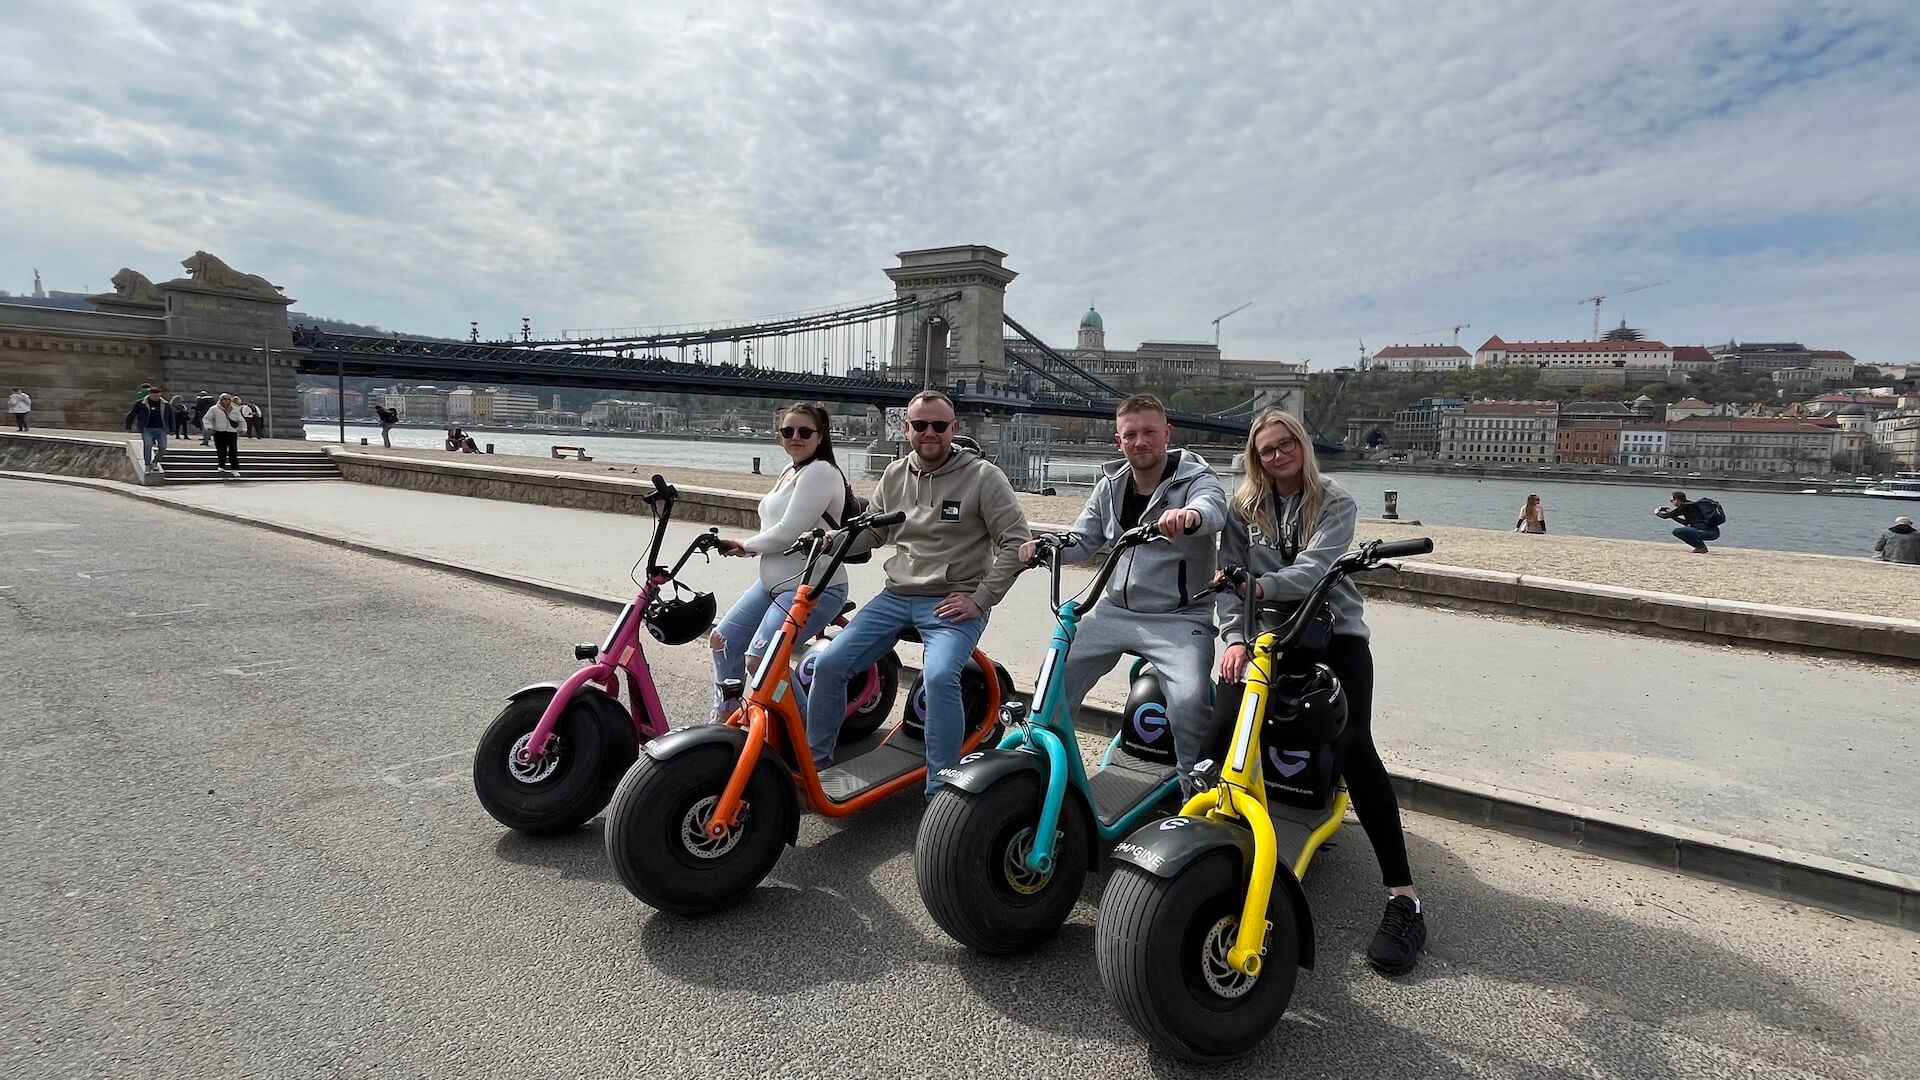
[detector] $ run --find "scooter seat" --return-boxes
[897,626,922,644]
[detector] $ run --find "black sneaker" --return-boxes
[1367,895,1427,975]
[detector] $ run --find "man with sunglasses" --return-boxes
[1019,393,1226,791]
[806,390,1031,795]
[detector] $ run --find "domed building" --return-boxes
[1076,306,1105,351]
[1003,304,1307,411]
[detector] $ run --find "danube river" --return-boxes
[308,424,1903,557]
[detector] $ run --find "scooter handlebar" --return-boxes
[1368,538,1434,561]
[865,510,906,529]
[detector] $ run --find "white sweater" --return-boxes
[203,405,244,433]
[744,460,850,592]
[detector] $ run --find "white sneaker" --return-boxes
[151,462,165,474]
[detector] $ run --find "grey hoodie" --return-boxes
[1218,478,1369,644]
[1059,449,1227,617]
[854,445,1031,609]
[1875,523,1920,564]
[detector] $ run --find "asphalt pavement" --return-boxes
[3,479,1917,1080]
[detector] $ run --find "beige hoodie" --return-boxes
[855,446,1031,609]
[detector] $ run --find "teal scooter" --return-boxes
[914,522,1187,953]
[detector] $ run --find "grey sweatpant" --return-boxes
[1061,608,1218,773]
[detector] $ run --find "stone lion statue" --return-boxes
[180,251,282,295]
[110,267,164,302]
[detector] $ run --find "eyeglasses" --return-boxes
[908,419,952,433]
[779,426,818,439]
[1256,437,1301,460]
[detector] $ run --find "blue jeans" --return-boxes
[805,589,986,794]
[1673,525,1720,551]
[710,580,848,719]
[140,428,168,470]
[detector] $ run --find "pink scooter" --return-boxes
[473,474,900,835]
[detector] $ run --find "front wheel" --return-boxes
[603,743,794,915]
[1095,853,1301,1063]
[473,691,635,835]
[915,772,1090,954]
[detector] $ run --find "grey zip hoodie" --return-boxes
[854,445,1031,610]
[1059,448,1227,618]
[1218,479,1369,644]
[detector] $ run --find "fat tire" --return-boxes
[839,653,901,744]
[1095,854,1301,1062]
[603,743,793,915]
[473,692,630,835]
[915,773,1090,954]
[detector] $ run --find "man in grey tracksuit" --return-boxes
[1027,394,1227,780]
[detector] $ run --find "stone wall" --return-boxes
[0,304,167,430]
[329,451,761,528]
[0,431,140,484]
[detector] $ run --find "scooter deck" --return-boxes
[820,742,923,802]
[1272,798,1344,877]
[1088,758,1178,829]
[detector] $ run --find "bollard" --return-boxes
[752,456,761,475]
[485,443,494,454]
[1383,490,1400,520]
[360,437,368,446]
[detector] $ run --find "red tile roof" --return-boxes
[1477,339,1671,354]
[1671,346,1714,363]
[1462,399,1559,415]
[1668,417,1839,433]
[1807,350,1857,360]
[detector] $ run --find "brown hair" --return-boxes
[1671,490,1688,501]
[907,389,954,410]
[1234,409,1324,543]
[1115,393,1167,419]
[779,401,837,468]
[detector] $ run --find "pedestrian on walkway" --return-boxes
[124,388,176,474]
[168,395,191,439]
[7,388,29,431]
[203,393,245,478]
[192,391,216,445]
[1874,516,1919,564]
[1514,493,1547,534]
[240,398,263,438]
[375,404,398,447]
[1655,490,1724,553]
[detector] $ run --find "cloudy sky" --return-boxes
[3,0,1917,367]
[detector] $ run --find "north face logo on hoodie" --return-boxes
[940,500,962,522]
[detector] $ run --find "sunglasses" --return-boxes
[908,419,952,433]
[779,425,818,439]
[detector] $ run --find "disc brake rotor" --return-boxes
[681,795,751,859]
[507,732,563,785]
[1200,914,1257,998]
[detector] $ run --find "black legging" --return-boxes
[213,430,240,470]
[1209,634,1412,888]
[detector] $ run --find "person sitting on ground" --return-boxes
[1875,515,1919,565]
[1655,490,1722,554]
[460,435,479,453]
[1515,493,1547,534]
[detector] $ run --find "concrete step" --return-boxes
[155,446,340,483]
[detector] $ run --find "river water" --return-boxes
[308,424,1904,557]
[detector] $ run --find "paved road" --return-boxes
[3,481,1916,1079]
[121,478,1920,877]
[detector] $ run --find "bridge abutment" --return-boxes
[884,245,1016,390]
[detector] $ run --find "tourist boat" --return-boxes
[1862,472,1920,500]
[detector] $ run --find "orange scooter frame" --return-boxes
[602,511,1005,915]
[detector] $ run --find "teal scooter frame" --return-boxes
[915,521,1185,954]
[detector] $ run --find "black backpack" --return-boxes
[1695,498,1727,527]
[823,482,872,564]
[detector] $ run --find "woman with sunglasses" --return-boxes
[1212,408,1428,976]
[710,402,856,720]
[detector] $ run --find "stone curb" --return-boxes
[9,468,1916,929]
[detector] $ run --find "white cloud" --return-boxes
[2,0,1917,364]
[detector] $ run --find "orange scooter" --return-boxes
[604,510,1009,914]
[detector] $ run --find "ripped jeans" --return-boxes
[709,580,849,719]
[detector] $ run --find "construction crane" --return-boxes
[1211,302,1252,347]
[1578,281,1667,340]
[1398,322,1473,345]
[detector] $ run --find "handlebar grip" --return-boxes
[867,510,905,528]
[1371,538,1434,559]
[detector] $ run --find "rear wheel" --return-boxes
[603,744,794,915]
[839,653,901,744]
[916,772,1090,954]
[1095,853,1300,1062]
[473,691,635,834]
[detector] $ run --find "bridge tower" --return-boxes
[884,245,1016,391]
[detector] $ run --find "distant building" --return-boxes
[1665,417,1840,475]
[1669,346,1716,379]
[447,386,478,424]
[1438,400,1558,464]
[1711,342,1856,383]
[1665,396,1717,421]
[299,386,365,419]
[485,388,539,424]
[1620,424,1668,468]
[1771,367,1821,387]
[391,384,447,424]
[1474,336,1675,373]
[1369,344,1471,373]
[1556,419,1624,465]
[1390,396,1465,455]
[1871,412,1920,470]
[1001,305,1307,414]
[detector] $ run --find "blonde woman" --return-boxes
[202,393,245,478]
[1213,408,1427,975]
[1515,493,1547,534]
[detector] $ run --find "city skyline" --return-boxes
[2,1,1917,367]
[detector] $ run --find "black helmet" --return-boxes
[1260,662,1347,750]
[643,589,716,645]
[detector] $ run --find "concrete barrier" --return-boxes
[0,431,142,485]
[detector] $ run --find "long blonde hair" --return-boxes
[1235,409,1325,544]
